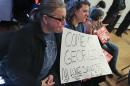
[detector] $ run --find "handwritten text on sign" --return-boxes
[60,28,112,83]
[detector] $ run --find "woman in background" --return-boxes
[90,8,122,77]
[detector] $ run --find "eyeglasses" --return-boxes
[46,14,65,22]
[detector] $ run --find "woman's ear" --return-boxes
[42,15,48,24]
[74,9,78,16]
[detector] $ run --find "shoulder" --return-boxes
[65,23,72,29]
[65,22,75,30]
[10,23,37,47]
[16,22,41,38]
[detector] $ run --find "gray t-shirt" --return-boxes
[39,33,57,80]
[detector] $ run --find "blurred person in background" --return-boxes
[115,10,130,37]
[90,8,122,78]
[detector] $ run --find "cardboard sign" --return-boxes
[95,26,110,44]
[60,28,112,84]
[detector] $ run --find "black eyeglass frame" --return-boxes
[46,14,66,22]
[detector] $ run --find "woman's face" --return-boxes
[42,7,66,33]
[75,4,89,23]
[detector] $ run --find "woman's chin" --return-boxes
[56,28,63,33]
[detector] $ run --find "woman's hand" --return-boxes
[41,75,55,86]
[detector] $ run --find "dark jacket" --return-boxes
[0,31,15,59]
[65,23,85,33]
[0,31,15,77]
[128,71,130,85]
[5,21,61,86]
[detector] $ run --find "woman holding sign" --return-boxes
[65,0,102,86]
